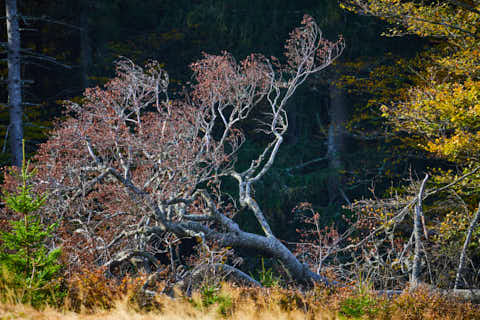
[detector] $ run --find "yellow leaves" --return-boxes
[425,130,480,161]
[382,78,480,162]
[341,0,480,43]
[339,0,480,166]
[437,209,472,242]
[380,104,388,114]
[338,75,358,86]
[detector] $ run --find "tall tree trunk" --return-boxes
[6,0,23,166]
[80,0,92,90]
[327,83,346,204]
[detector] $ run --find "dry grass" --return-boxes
[0,304,334,320]
[0,285,337,320]
[1,270,478,320]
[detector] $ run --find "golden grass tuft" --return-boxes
[0,291,335,320]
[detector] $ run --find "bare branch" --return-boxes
[20,48,72,69]
[285,155,328,174]
[21,14,83,31]
[455,203,480,289]
[30,17,341,285]
[425,166,480,197]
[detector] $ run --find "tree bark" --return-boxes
[6,0,23,166]
[213,224,326,285]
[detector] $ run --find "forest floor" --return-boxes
[1,299,326,320]
[0,282,479,320]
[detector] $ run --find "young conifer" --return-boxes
[0,141,63,307]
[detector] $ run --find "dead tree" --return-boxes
[3,1,76,166]
[5,0,22,166]
[29,16,344,285]
[411,174,428,288]
[454,203,480,289]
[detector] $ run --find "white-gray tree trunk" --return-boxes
[411,174,428,288]
[6,0,23,166]
[454,203,480,289]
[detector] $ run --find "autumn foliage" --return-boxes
[336,0,480,289]
[0,16,344,286]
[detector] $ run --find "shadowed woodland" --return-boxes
[1,0,480,318]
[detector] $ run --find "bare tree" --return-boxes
[3,2,77,166]
[27,16,344,285]
[5,0,22,166]
[411,174,428,288]
[454,203,480,289]
[322,167,480,290]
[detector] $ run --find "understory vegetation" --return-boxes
[1,270,478,319]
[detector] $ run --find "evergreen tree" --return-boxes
[0,148,63,307]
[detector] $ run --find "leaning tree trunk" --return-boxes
[6,0,23,167]
[326,82,346,204]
